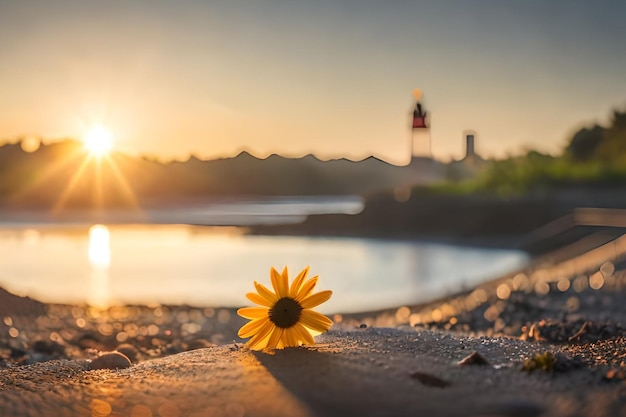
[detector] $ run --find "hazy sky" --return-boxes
[1,0,625,164]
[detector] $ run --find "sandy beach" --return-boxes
[2,0,625,414]
[2,235,626,417]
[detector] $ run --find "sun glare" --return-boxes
[88,224,111,268]
[83,125,114,157]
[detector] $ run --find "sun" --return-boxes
[83,125,114,157]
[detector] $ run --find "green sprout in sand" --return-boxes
[523,351,557,372]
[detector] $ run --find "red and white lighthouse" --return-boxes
[410,88,431,158]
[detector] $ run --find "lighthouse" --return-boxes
[410,88,431,159]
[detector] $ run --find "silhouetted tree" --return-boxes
[565,125,605,162]
[595,110,626,164]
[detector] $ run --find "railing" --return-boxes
[523,207,626,261]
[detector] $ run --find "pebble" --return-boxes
[457,351,491,366]
[89,351,132,370]
[409,371,451,388]
[32,340,65,356]
[75,333,108,351]
[186,338,215,351]
[115,343,139,363]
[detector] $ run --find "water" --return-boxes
[0,224,529,314]
[3,196,365,226]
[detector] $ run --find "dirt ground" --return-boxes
[1,327,625,417]
[2,236,626,416]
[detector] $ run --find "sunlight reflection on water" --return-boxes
[88,225,111,268]
[88,225,111,307]
[0,224,529,314]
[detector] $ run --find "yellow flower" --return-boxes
[237,266,333,351]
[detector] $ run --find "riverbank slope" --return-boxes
[1,232,626,416]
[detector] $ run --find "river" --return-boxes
[0,221,528,314]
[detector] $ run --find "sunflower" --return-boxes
[237,266,333,351]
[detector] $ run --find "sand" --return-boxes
[1,328,625,417]
[2,236,626,416]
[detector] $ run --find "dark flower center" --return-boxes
[269,297,303,328]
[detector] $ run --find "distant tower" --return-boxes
[461,131,481,170]
[464,133,475,159]
[410,88,431,159]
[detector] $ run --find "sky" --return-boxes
[0,0,625,165]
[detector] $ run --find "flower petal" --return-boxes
[300,309,333,333]
[246,320,275,351]
[249,333,272,351]
[293,323,315,345]
[300,290,332,309]
[246,292,273,307]
[254,281,278,304]
[237,307,268,320]
[284,327,299,348]
[289,266,309,298]
[266,327,284,350]
[270,267,281,296]
[280,266,290,297]
[238,317,269,339]
[294,276,318,302]
[270,267,289,298]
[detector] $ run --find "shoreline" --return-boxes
[2,230,625,352]
[2,234,626,415]
[0,206,527,256]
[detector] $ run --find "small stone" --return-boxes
[410,371,451,388]
[10,347,26,359]
[32,340,65,356]
[604,368,626,381]
[76,333,107,351]
[457,351,491,366]
[115,344,139,363]
[89,351,132,370]
[186,338,215,351]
